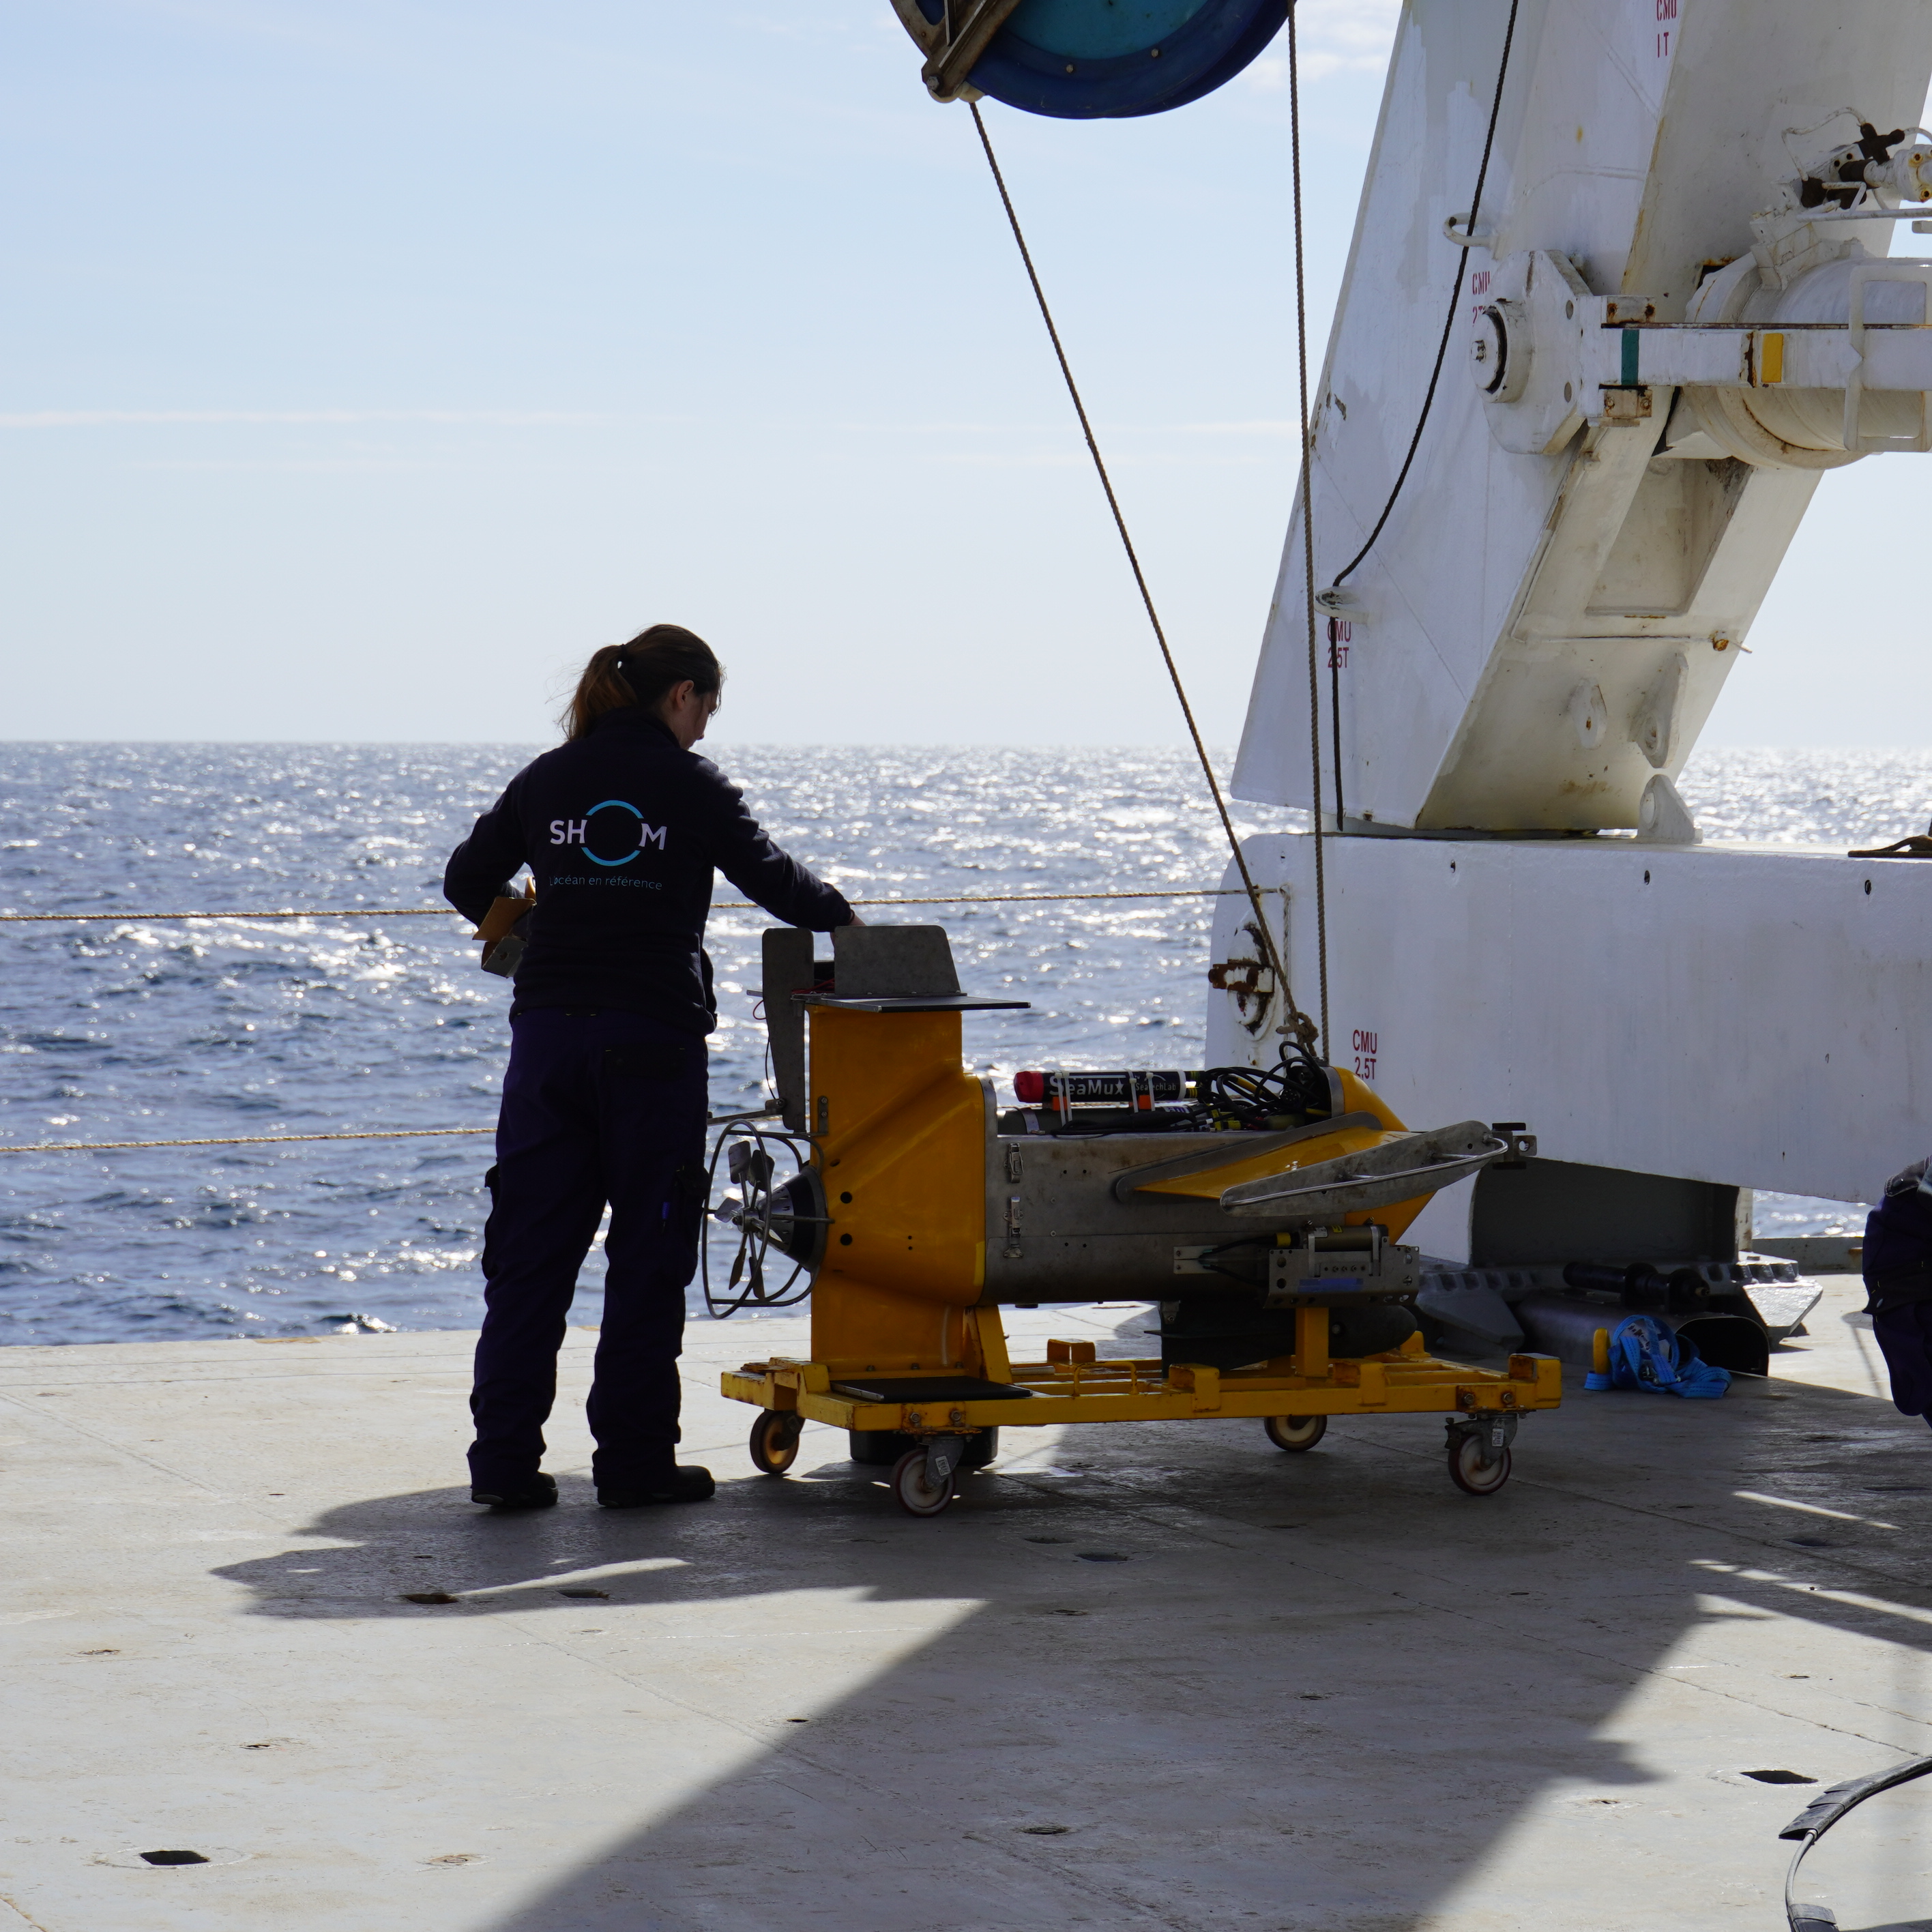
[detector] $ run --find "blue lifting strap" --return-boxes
[1598,1314,1731,1399]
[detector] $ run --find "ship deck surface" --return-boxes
[5,1287,1931,1930]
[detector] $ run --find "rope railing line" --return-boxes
[0,887,1252,924]
[0,1126,494,1154]
[1,908,452,923]
[1,883,1269,1156]
[4,1107,788,1156]
[735,888,1242,908]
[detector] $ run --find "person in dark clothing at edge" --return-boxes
[1861,1156,1932,1428]
[443,625,857,1510]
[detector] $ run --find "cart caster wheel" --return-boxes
[749,1410,804,1476]
[1447,1434,1512,1496]
[891,1447,955,1517]
[1265,1414,1327,1453]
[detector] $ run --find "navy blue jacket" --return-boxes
[443,707,851,1033]
[1863,1155,1932,1311]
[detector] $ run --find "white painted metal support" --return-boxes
[1205,835,1932,1218]
[1234,0,1932,834]
[1578,319,1932,407]
[1220,0,1932,1230]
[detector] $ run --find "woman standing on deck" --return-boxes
[443,626,856,1511]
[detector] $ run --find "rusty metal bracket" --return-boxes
[1599,385,1654,424]
[1207,957,1265,996]
[888,0,1023,102]
[1208,918,1280,1038]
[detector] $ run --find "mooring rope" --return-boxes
[1,887,1247,924]
[967,100,1320,1054]
[5,1113,791,1156]
[0,908,453,923]
[0,1126,493,1154]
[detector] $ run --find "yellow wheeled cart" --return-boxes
[727,1329,1562,1514]
[711,926,1560,1516]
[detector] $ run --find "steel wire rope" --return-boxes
[1324,0,1521,594]
[1287,0,1329,1049]
[966,100,1320,1052]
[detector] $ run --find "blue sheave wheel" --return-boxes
[913,0,1289,119]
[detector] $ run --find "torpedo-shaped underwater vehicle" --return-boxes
[714,926,1560,1514]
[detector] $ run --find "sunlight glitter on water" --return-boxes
[0,743,1918,1341]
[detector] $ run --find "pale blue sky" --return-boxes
[1,2,1925,748]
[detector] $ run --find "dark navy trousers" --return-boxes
[1873,1300,1932,1430]
[469,1007,709,1493]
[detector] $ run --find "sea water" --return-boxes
[1,744,1920,1345]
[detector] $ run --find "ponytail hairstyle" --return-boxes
[561,623,724,742]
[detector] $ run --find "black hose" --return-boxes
[1328,0,1523,591]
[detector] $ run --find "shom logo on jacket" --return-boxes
[549,800,668,868]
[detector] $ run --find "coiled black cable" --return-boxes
[1195,1035,1334,1130]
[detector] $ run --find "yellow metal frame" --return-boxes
[723,1307,1562,1438]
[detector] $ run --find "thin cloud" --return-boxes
[1246,0,1399,87]
[826,418,1299,437]
[1,411,1299,449]
[0,409,613,428]
[1174,420,1299,437]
